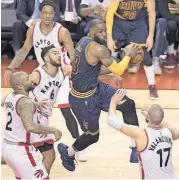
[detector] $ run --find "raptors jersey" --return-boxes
[29,66,64,116]
[4,93,35,143]
[33,21,67,66]
[138,127,175,179]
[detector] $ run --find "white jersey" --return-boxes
[4,92,35,143]
[29,66,65,116]
[33,21,67,66]
[138,127,175,179]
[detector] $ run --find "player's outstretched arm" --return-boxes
[107,89,146,141]
[160,121,179,140]
[58,27,75,62]
[17,98,62,141]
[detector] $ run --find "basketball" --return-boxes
[121,44,144,66]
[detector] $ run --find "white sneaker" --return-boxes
[127,64,140,74]
[76,151,87,162]
[153,57,162,75]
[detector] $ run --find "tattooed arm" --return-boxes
[17,98,61,138]
[8,25,34,70]
[58,27,75,63]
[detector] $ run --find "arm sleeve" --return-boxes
[106,0,119,34]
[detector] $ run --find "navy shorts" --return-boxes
[112,16,148,49]
[69,83,117,135]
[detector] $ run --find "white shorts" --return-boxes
[55,76,71,108]
[31,114,54,147]
[2,142,48,179]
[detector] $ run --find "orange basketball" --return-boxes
[121,45,144,66]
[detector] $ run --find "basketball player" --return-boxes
[108,89,179,179]
[27,45,71,174]
[106,0,158,99]
[58,19,141,171]
[3,0,86,161]
[2,71,62,179]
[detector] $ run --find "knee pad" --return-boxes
[142,47,153,66]
[86,133,99,144]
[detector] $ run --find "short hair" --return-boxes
[89,19,105,30]
[39,0,56,12]
[41,44,55,61]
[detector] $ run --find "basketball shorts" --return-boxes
[112,16,148,49]
[2,141,48,179]
[31,113,54,147]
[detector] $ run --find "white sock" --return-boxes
[144,65,155,85]
[167,43,174,54]
[67,146,76,156]
[131,138,136,147]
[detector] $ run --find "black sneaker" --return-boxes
[58,143,76,171]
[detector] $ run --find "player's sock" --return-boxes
[131,138,136,147]
[144,65,155,85]
[68,146,76,156]
[167,43,175,55]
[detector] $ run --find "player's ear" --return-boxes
[44,55,50,62]
[18,85,24,91]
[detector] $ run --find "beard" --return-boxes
[51,60,61,67]
[94,36,107,46]
[27,85,35,92]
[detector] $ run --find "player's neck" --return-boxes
[43,65,58,77]
[40,22,54,32]
[148,124,162,130]
[14,90,28,97]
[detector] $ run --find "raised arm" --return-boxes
[58,27,75,62]
[17,98,62,141]
[160,121,179,140]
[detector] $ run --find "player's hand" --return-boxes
[35,100,51,112]
[107,38,116,52]
[146,36,153,52]
[111,89,127,105]
[112,75,123,89]
[53,129,62,142]
[124,43,141,59]
[4,69,12,86]
[94,4,104,14]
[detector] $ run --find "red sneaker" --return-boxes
[149,85,158,100]
[163,54,176,69]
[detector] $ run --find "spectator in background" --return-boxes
[12,0,61,58]
[147,0,168,75]
[158,0,179,68]
[59,0,82,35]
[79,0,110,34]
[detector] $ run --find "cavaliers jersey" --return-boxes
[33,21,67,66]
[29,66,65,116]
[168,0,179,15]
[138,127,175,179]
[4,92,35,143]
[115,0,147,20]
[71,37,102,92]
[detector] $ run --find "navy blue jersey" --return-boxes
[115,0,147,20]
[71,37,102,92]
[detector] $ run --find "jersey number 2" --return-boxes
[157,148,171,167]
[6,112,12,131]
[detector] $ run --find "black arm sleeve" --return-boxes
[158,0,179,24]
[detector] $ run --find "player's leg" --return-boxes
[58,92,101,171]
[57,77,87,162]
[38,143,55,174]
[2,142,49,179]
[130,19,158,99]
[101,84,139,163]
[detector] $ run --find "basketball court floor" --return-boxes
[1,88,179,179]
[1,59,179,179]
